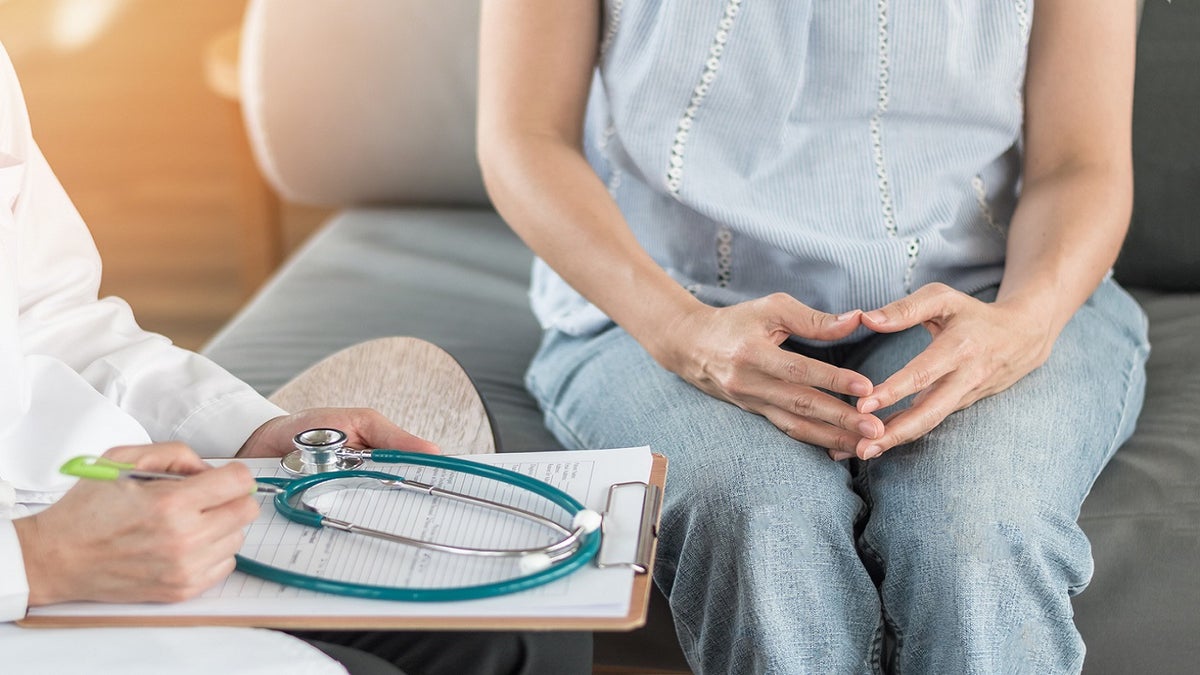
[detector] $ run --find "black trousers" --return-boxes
[292,630,593,675]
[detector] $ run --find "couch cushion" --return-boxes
[1114,0,1200,291]
[203,208,556,452]
[1073,289,1200,673]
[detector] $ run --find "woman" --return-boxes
[478,1,1146,672]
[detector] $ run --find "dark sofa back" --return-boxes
[1115,0,1200,291]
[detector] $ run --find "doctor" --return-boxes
[0,44,589,675]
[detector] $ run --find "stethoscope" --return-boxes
[236,428,603,602]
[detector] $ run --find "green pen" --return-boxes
[60,455,285,495]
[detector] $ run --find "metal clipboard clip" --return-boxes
[595,481,662,574]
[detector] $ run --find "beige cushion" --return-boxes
[239,0,488,207]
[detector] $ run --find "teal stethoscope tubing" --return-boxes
[236,450,602,602]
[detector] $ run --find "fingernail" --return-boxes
[864,311,887,324]
[849,381,871,397]
[829,450,853,461]
[856,420,878,438]
[836,310,859,322]
[862,445,882,460]
[859,398,880,414]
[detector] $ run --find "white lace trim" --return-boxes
[971,175,1007,237]
[600,0,624,58]
[1014,0,1032,45]
[1013,0,1032,103]
[903,237,921,294]
[869,0,898,238]
[716,227,733,288]
[597,124,623,197]
[666,0,743,197]
[607,167,624,197]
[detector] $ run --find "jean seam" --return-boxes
[1103,342,1150,462]
[861,539,904,674]
[882,605,903,675]
[857,534,894,674]
[854,463,890,674]
[667,599,703,672]
[1088,280,1149,470]
[1063,341,1149,601]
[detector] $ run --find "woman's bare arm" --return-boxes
[477,0,698,358]
[997,0,1138,331]
[854,0,1139,459]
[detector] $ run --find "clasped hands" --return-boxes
[661,283,1056,462]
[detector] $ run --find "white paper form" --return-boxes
[30,446,654,620]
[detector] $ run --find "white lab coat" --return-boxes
[0,44,343,673]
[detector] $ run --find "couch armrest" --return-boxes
[239,0,488,208]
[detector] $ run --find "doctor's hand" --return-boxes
[12,442,258,607]
[849,282,1057,460]
[656,293,884,456]
[236,407,441,459]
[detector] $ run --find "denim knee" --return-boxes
[862,485,1091,672]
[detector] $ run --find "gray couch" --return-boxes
[205,2,1199,672]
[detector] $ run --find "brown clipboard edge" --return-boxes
[18,453,667,632]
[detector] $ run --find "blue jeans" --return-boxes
[526,279,1149,674]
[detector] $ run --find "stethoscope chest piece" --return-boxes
[282,427,364,475]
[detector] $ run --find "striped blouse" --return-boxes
[530,0,1031,341]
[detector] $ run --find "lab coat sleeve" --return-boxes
[0,519,28,622]
[13,144,287,457]
[3,95,286,457]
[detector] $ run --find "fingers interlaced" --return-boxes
[859,345,956,414]
[862,282,962,333]
[856,376,966,458]
[764,293,862,342]
[761,407,862,455]
[774,353,873,398]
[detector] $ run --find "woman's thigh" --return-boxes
[526,326,865,554]
[847,279,1150,670]
[850,278,1149,542]
[527,326,883,671]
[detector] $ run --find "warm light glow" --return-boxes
[50,0,127,51]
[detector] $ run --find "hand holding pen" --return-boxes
[11,442,260,608]
[61,455,285,494]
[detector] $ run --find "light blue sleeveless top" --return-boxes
[531,0,1033,340]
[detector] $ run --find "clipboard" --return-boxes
[18,453,667,632]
